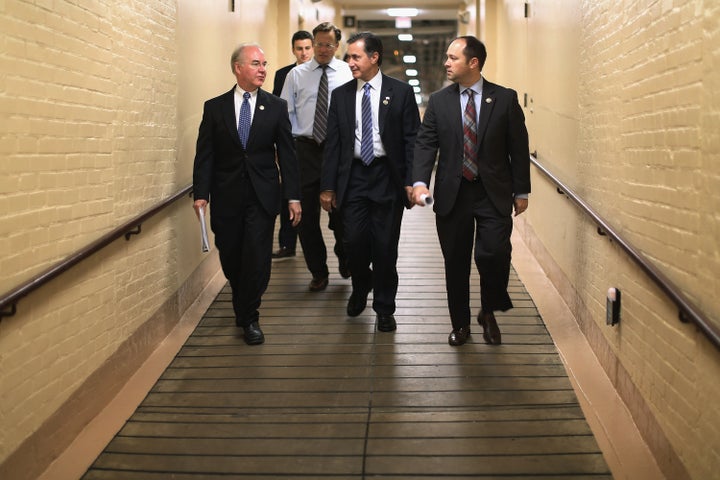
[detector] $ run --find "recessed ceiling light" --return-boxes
[398,34,413,41]
[387,8,418,17]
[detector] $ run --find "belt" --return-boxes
[354,155,387,165]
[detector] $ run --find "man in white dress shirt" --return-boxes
[281,22,353,291]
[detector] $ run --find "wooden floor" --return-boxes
[81,205,612,479]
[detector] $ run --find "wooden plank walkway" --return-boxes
[82,204,612,479]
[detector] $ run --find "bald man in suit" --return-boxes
[193,43,301,345]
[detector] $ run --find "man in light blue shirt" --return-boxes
[281,22,353,291]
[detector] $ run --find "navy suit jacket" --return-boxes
[321,74,420,209]
[193,87,299,217]
[413,79,530,217]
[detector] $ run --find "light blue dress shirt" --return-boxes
[280,57,353,137]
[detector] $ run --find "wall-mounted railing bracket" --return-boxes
[125,225,142,240]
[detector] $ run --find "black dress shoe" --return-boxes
[242,321,265,345]
[347,290,368,317]
[338,258,351,279]
[377,313,397,332]
[448,326,471,346]
[477,311,502,345]
[272,246,296,258]
[309,276,329,291]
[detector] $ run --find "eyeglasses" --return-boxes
[247,60,267,68]
[314,42,337,49]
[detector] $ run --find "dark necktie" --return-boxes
[238,91,251,149]
[360,83,374,165]
[462,89,478,181]
[312,64,329,144]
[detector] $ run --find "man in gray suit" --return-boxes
[412,36,530,346]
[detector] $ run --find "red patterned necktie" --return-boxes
[462,89,478,181]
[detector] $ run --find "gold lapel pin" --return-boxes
[259,105,265,110]
[383,97,390,105]
[485,98,492,103]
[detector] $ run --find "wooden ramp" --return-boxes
[82,205,612,479]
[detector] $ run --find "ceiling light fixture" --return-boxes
[403,55,417,64]
[387,8,418,17]
[398,34,413,41]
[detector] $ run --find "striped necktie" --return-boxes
[312,64,329,143]
[462,89,478,181]
[360,83,374,165]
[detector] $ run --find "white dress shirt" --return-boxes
[354,70,387,159]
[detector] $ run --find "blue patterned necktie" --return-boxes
[462,89,478,180]
[238,91,251,149]
[360,83,374,165]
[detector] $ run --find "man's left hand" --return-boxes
[514,197,528,216]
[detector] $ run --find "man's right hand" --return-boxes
[319,190,336,212]
[193,199,207,220]
[412,185,430,206]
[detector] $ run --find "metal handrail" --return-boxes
[530,154,719,350]
[0,184,193,320]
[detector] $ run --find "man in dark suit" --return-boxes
[193,43,301,345]
[321,32,420,332]
[412,36,530,346]
[271,30,313,259]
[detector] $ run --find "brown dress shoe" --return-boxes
[309,276,329,291]
[477,311,502,345]
[448,326,471,346]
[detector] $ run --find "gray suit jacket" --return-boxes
[413,79,530,217]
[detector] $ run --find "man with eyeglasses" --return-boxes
[281,22,353,292]
[193,43,301,345]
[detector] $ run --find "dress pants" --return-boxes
[276,192,297,250]
[342,157,404,315]
[210,178,274,327]
[295,138,345,279]
[435,178,513,330]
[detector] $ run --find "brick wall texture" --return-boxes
[504,0,720,478]
[0,0,179,465]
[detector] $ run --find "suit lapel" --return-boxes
[221,88,241,147]
[378,75,392,135]
[345,80,358,132]
[447,84,463,146]
[477,81,496,145]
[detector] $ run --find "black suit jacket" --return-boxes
[193,87,299,217]
[272,63,296,97]
[413,79,530,217]
[321,74,420,208]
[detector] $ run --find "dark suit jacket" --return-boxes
[272,63,296,97]
[193,87,299,217]
[413,79,530,217]
[321,74,420,208]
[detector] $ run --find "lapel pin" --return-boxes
[259,105,265,110]
[383,97,390,105]
[485,98,492,104]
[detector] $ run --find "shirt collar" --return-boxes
[462,77,483,96]
[358,70,382,92]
